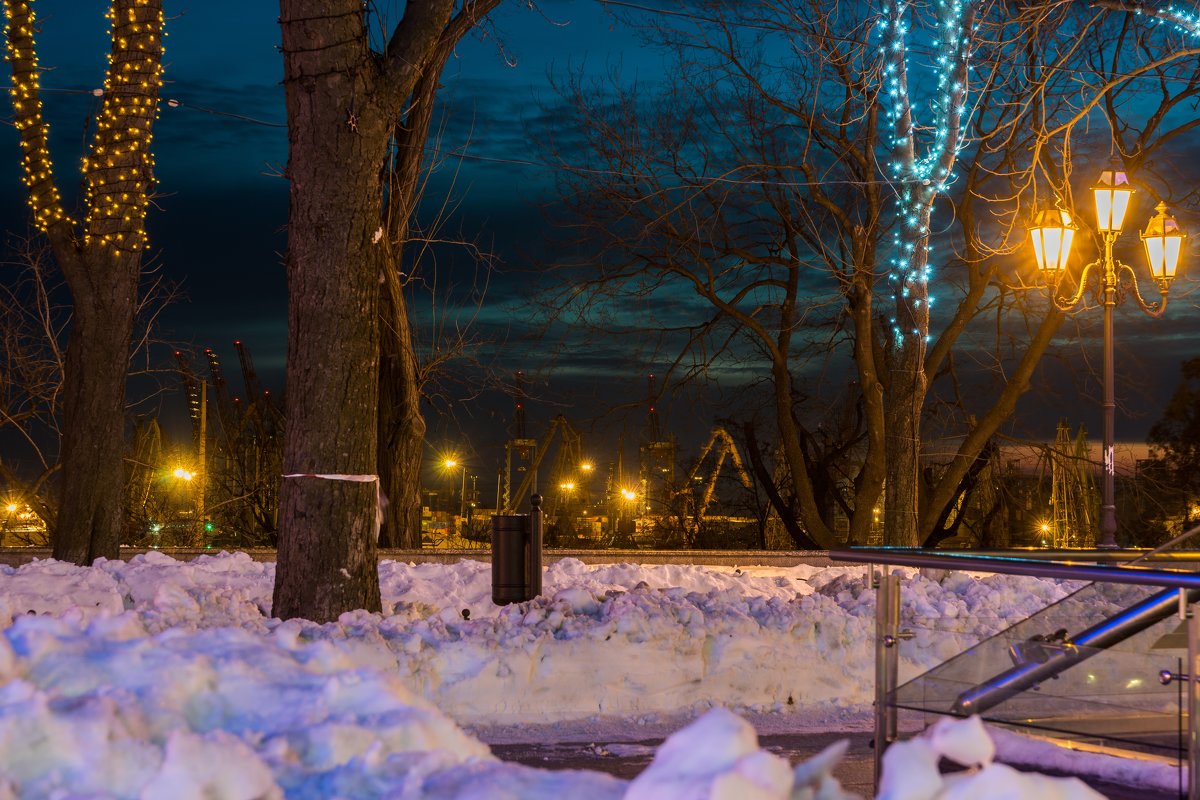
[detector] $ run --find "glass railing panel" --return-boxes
[894,580,1186,757]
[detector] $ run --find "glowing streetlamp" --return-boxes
[1028,167,1185,548]
[443,458,468,519]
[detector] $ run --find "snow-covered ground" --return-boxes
[0,551,1173,798]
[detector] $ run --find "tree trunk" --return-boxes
[881,189,933,549]
[884,348,926,548]
[375,15,495,551]
[53,254,138,563]
[274,27,388,621]
[378,282,425,549]
[273,172,385,619]
[772,361,838,548]
[274,0,460,621]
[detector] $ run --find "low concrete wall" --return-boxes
[4,547,1193,570]
[0,547,835,569]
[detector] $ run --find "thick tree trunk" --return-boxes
[846,259,887,546]
[273,169,385,619]
[884,346,926,548]
[274,9,392,621]
[53,258,137,563]
[884,205,932,549]
[275,0,498,616]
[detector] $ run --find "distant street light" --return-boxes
[170,464,207,544]
[1027,165,1185,548]
[443,458,468,519]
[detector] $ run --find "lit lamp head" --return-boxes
[1092,166,1133,233]
[1141,201,1185,288]
[1028,207,1076,276]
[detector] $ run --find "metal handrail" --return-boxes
[830,548,1200,589]
[833,548,1200,798]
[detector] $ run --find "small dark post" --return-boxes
[528,493,543,597]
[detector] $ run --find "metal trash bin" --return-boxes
[491,494,543,605]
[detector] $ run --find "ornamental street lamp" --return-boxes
[1028,166,1185,549]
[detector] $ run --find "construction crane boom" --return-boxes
[504,414,579,513]
[234,340,264,408]
[684,427,754,525]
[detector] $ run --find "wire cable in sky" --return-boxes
[0,85,288,127]
[3,79,1191,193]
[163,98,285,128]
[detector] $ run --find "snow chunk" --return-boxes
[141,729,282,800]
[625,707,792,799]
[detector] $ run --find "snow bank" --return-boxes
[0,551,1149,798]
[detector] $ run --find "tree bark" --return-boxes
[54,253,139,562]
[378,282,425,548]
[884,342,927,548]
[274,0,465,621]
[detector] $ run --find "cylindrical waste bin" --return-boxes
[491,494,544,605]
[491,514,529,604]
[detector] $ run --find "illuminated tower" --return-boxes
[639,374,675,512]
[503,371,537,510]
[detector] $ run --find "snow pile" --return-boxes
[1,552,1082,727]
[0,551,1152,797]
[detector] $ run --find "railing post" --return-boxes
[874,567,900,787]
[1187,593,1199,799]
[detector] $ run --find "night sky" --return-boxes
[0,1,1196,496]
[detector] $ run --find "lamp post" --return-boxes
[1028,166,1185,548]
[443,458,468,520]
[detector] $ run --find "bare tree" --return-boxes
[275,0,505,621]
[3,0,165,563]
[543,0,983,547]
[380,86,498,549]
[0,240,66,529]
[544,0,1200,548]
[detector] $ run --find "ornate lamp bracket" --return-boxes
[1118,261,1168,317]
[1047,259,1098,312]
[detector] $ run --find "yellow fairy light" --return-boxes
[4,0,164,249]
